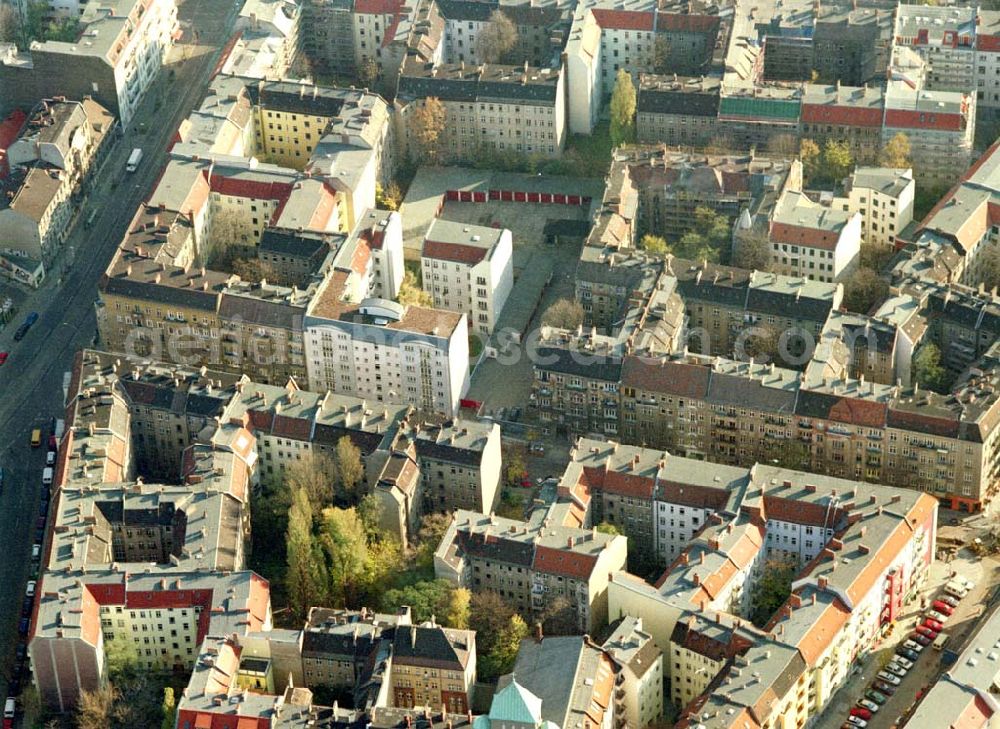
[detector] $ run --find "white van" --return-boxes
[944,581,968,599]
[933,632,949,650]
[126,147,143,172]
[3,696,14,718]
[42,466,53,485]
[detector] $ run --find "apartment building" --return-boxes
[304,287,469,415]
[434,509,628,633]
[602,617,663,728]
[883,80,975,188]
[614,146,799,242]
[236,0,301,79]
[0,0,177,128]
[421,219,513,335]
[588,440,937,726]
[975,11,1000,109]
[836,167,915,249]
[301,0,355,76]
[768,190,862,283]
[894,5,976,94]
[396,59,567,160]
[635,74,720,147]
[799,83,886,165]
[388,623,476,713]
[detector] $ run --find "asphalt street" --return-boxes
[0,0,238,707]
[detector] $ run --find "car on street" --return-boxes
[851,707,872,720]
[529,442,545,455]
[916,625,938,638]
[911,633,931,646]
[928,610,950,623]
[0,352,8,366]
[12,312,38,341]
[937,594,960,608]
[923,617,944,632]
[865,690,888,705]
[25,581,36,597]
[877,671,902,685]
[897,648,919,662]
[885,663,907,677]
[45,450,55,466]
[893,656,914,670]
[14,643,25,661]
[846,716,868,728]
[17,618,28,636]
[932,600,955,616]
[903,639,924,653]
[21,597,32,617]
[858,700,880,713]
[874,680,897,695]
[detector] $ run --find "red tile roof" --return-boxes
[764,496,846,528]
[978,34,1000,52]
[884,108,964,132]
[207,173,295,203]
[271,413,313,440]
[657,481,729,509]
[800,104,883,128]
[827,397,887,428]
[592,8,655,31]
[656,13,719,32]
[599,469,656,498]
[768,222,841,250]
[887,407,960,438]
[532,544,598,580]
[423,239,489,265]
[622,356,711,397]
[354,0,402,14]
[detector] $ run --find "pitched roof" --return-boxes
[532,544,599,580]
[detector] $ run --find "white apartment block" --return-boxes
[421,219,513,336]
[976,12,1000,109]
[355,208,404,301]
[602,617,663,729]
[836,167,915,249]
[769,191,862,283]
[304,297,470,416]
[237,0,301,78]
[894,5,976,94]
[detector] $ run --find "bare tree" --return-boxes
[732,230,773,271]
[0,4,19,44]
[476,10,517,64]
[542,298,584,330]
[205,209,254,267]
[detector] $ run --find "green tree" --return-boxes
[696,206,731,249]
[505,445,527,485]
[675,231,719,263]
[318,507,370,606]
[541,297,584,330]
[750,558,798,627]
[732,230,773,271]
[357,492,383,539]
[878,133,911,169]
[332,436,364,503]
[360,536,403,606]
[595,522,620,535]
[761,438,810,471]
[381,579,462,623]
[480,614,529,681]
[913,342,949,393]
[375,181,403,211]
[286,487,323,619]
[843,267,889,314]
[470,591,517,652]
[104,634,139,680]
[398,269,434,306]
[800,138,821,183]
[161,687,176,729]
[822,139,853,183]
[415,511,454,570]
[609,69,636,147]
[444,587,471,629]
[640,234,669,257]
[539,595,578,636]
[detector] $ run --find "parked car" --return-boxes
[14,643,25,661]
[25,581,35,597]
[911,633,931,647]
[903,639,924,653]
[943,582,969,600]
[850,707,872,720]
[858,700,880,713]
[938,594,960,608]
[21,597,32,617]
[865,690,888,705]
[923,617,944,632]
[877,671,902,685]
[932,600,955,616]
[17,618,28,636]
[847,716,868,728]
[885,662,907,677]
[893,656,914,670]
[874,680,897,695]
[916,625,938,638]
[928,610,950,623]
